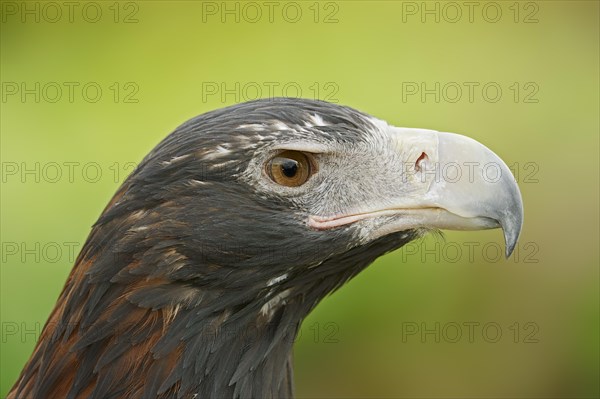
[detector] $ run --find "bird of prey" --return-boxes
[8,98,523,399]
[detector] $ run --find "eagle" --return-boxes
[8,98,523,399]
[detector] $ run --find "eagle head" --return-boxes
[9,98,523,399]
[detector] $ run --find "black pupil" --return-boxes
[280,159,298,178]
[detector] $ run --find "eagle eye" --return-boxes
[266,150,315,187]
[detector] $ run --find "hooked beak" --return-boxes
[310,126,524,258]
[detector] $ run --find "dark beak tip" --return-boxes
[505,241,517,259]
[502,215,523,259]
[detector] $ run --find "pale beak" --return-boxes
[308,126,524,257]
[386,127,524,257]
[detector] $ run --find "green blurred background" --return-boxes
[1,1,598,397]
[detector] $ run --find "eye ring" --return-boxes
[266,151,316,187]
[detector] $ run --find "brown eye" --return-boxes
[267,151,314,187]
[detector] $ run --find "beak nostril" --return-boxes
[415,152,428,172]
